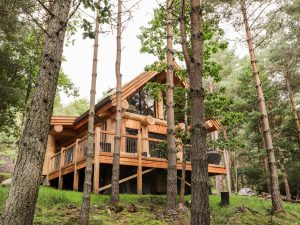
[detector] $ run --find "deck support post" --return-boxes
[58,147,65,189]
[73,139,80,191]
[93,127,101,193]
[156,91,164,120]
[45,135,55,185]
[137,128,143,194]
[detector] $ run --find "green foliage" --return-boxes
[80,0,112,39]
[138,0,227,82]
[53,97,89,116]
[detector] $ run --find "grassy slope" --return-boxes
[1,186,300,225]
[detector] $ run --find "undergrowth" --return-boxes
[1,186,300,224]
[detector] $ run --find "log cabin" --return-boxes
[42,66,226,194]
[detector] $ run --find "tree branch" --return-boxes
[21,6,51,37]
[179,0,190,70]
[36,0,55,17]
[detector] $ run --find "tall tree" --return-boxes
[284,71,300,147]
[179,93,188,207]
[165,0,177,213]
[111,0,122,205]
[80,7,101,225]
[0,1,72,224]
[240,0,283,212]
[189,0,210,224]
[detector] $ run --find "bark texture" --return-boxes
[179,0,189,208]
[284,70,300,148]
[279,159,292,201]
[166,0,177,212]
[190,0,210,224]
[223,128,232,194]
[80,9,100,225]
[111,0,122,205]
[179,95,188,206]
[240,0,283,212]
[0,1,71,224]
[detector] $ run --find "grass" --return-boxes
[0,172,12,180]
[1,186,300,224]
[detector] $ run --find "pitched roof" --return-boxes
[51,64,221,132]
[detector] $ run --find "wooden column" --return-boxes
[58,147,65,190]
[141,125,149,155]
[137,128,143,194]
[73,139,80,191]
[156,91,164,120]
[93,127,101,193]
[44,135,55,185]
[120,118,126,152]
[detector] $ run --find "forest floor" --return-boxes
[1,186,300,225]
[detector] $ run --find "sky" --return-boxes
[61,0,248,105]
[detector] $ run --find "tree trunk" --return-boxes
[279,159,292,201]
[179,0,189,208]
[0,1,71,224]
[240,0,283,212]
[80,8,100,225]
[165,0,177,213]
[279,149,292,201]
[179,94,188,207]
[284,69,300,148]
[233,150,238,193]
[189,0,210,224]
[223,128,232,195]
[263,157,272,194]
[216,175,224,193]
[111,0,122,205]
[258,124,271,194]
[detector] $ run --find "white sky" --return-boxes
[61,0,247,105]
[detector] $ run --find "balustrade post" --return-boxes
[93,127,101,193]
[58,147,65,189]
[137,128,143,194]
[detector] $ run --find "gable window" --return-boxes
[127,88,156,117]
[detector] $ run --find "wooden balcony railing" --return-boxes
[49,128,222,173]
[50,152,61,171]
[124,134,138,154]
[63,143,75,166]
[99,130,114,152]
[78,137,87,160]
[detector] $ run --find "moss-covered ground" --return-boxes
[1,186,300,225]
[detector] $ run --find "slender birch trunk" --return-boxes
[284,69,300,148]
[233,150,238,193]
[258,123,271,194]
[179,94,188,207]
[278,157,292,201]
[240,0,283,212]
[179,0,190,208]
[111,0,122,205]
[165,0,177,213]
[0,1,71,224]
[80,9,101,225]
[263,157,272,194]
[190,0,210,224]
[223,128,232,195]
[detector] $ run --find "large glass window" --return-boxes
[127,88,156,117]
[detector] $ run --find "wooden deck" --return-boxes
[48,152,226,181]
[47,128,226,194]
